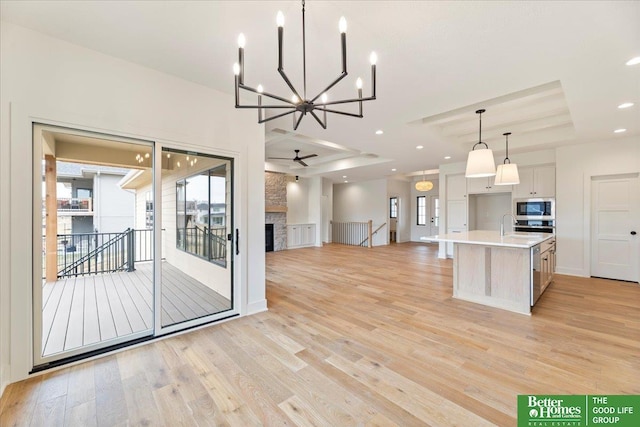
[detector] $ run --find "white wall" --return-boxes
[556,136,640,277]
[286,178,309,224]
[387,179,412,242]
[0,21,266,392]
[321,178,333,243]
[410,178,439,241]
[333,179,388,246]
[468,193,512,232]
[93,173,135,234]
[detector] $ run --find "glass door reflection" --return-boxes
[160,148,233,328]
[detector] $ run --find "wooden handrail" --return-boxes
[359,221,387,247]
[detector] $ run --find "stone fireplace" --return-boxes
[265,171,288,251]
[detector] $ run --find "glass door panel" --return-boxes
[34,124,154,366]
[159,148,233,329]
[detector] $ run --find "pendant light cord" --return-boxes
[503,132,512,164]
[472,109,488,150]
[302,0,307,100]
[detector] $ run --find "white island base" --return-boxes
[425,230,555,315]
[453,244,531,314]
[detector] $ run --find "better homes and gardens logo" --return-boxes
[518,395,640,427]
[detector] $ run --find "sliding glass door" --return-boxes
[34,124,155,366]
[33,126,236,367]
[157,148,233,333]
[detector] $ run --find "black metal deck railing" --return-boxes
[52,228,154,278]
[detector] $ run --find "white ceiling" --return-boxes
[2,1,639,182]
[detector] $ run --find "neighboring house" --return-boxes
[53,161,135,235]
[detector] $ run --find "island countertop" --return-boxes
[422,230,554,248]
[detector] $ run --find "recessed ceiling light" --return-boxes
[444,156,451,160]
[342,175,347,178]
[618,102,634,109]
[416,145,424,150]
[344,180,348,183]
[375,130,384,135]
[626,56,640,66]
[391,168,397,172]
[614,128,627,133]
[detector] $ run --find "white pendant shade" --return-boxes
[494,163,520,185]
[415,180,434,191]
[465,148,496,178]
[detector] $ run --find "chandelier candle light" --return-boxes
[465,109,496,178]
[494,132,520,185]
[233,0,377,130]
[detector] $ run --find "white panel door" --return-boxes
[591,174,640,282]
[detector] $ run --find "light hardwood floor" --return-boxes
[2,243,639,426]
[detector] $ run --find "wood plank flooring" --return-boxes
[42,262,231,356]
[3,242,639,426]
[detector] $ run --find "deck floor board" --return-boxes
[41,261,230,357]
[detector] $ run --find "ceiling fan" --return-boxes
[268,149,318,167]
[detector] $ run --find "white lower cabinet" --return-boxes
[287,224,316,249]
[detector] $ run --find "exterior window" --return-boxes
[390,197,398,219]
[176,165,227,266]
[145,191,153,228]
[417,196,426,225]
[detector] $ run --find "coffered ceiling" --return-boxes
[2,1,638,182]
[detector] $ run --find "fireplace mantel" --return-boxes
[265,205,287,213]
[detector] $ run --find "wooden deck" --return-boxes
[42,262,231,357]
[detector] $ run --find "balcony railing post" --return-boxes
[127,228,135,272]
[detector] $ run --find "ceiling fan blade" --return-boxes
[298,154,318,160]
[297,160,308,167]
[267,157,293,160]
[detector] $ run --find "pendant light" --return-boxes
[494,132,520,185]
[465,109,496,178]
[415,170,434,192]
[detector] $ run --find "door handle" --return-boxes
[632,231,637,235]
[236,228,240,255]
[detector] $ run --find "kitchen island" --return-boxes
[424,230,555,315]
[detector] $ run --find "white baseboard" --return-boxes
[0,364,9,399]
[555,267,588,277]
[246,299,268,315]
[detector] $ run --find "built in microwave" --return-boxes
[514,198,555,220]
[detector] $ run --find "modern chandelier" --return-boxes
[233,0,377,130]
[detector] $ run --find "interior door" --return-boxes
[591,174,640,282]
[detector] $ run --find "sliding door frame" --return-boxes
[152,142,239,337]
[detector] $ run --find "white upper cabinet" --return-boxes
[513,165,555,198]
[467,177,512,194]
[447,174,467,200]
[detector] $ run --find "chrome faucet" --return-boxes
[500,213,518,236]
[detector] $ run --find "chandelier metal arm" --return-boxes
[309,72,347,103]
[293,111,305,130]
[321,107,363,118]
[258,109,296,124]
[309,110,327,129]
[277,69,303,102]
[322,95,375,106]
[239,84,295,105]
